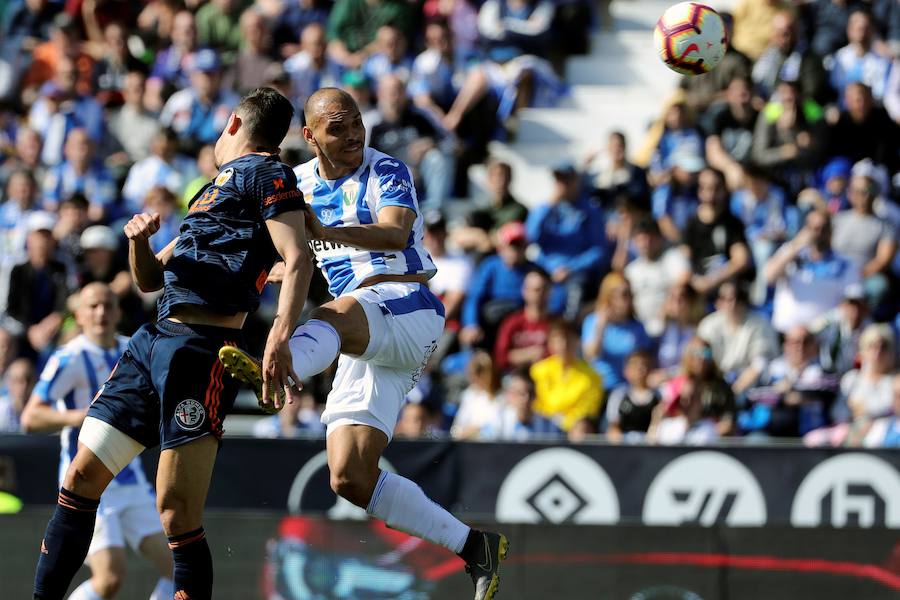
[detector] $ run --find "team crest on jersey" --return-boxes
[215,168,234,187]
[174,399,206,431]
[341,180,359,206]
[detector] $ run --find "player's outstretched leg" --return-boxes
[329,425,508,600]
[218,318,341,409]
[33,447,115,600]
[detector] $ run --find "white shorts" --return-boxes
[87,484,162,556]
[321,282,445,441]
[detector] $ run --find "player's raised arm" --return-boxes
[124,212,177,292]
[263,210,313,408]
[306,204,415,251]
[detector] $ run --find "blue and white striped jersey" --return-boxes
[33,334,149,490]
[295,147,437,297]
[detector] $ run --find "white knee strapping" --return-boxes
[289,319,342,380]
[78,417,145,476]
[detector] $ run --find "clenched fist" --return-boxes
[124,213,161,241]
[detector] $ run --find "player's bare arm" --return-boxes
[124,212,178,292]
[305,204,416,251]
[20,395,87,432]
[263,210,314,409]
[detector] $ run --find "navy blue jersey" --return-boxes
[157,153,305,318]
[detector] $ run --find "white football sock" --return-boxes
[148,577,174,600]
[366,471,470,553]
[68,580,102,600]
[289,319,342,380]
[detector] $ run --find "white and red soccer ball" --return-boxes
[654,2,728,75]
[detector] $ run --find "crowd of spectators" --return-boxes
[398,0,900,450]
[0,0,899,450]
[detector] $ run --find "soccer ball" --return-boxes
[654,2,727,75]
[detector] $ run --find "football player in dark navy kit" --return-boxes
[32,88,313,600]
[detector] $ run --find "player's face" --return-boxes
[307,106,366,171]
[77,287,120,339]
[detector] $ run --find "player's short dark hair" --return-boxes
[236,87,294,151]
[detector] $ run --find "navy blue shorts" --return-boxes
[87,319,244,450]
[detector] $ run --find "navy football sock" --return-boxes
[169,527,213,600]
[458,528,483,563]
[33,488,100,600]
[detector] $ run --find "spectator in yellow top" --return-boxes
[530,319,603,431]
[731,0,791,60]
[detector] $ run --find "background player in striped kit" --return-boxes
[22,282,174,600]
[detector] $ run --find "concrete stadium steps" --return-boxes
[468,0,682,208]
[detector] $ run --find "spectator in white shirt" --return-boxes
[837,323,896,421]
[863,373,900,447]
[623,217,691,337]
[829,10,893,102]
[807,323,897,447]
[423,211,472,363]
[698,280,779,394]
[451,350,502,439]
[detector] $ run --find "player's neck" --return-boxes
[316,155,359,181]
[219,142,273,168]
